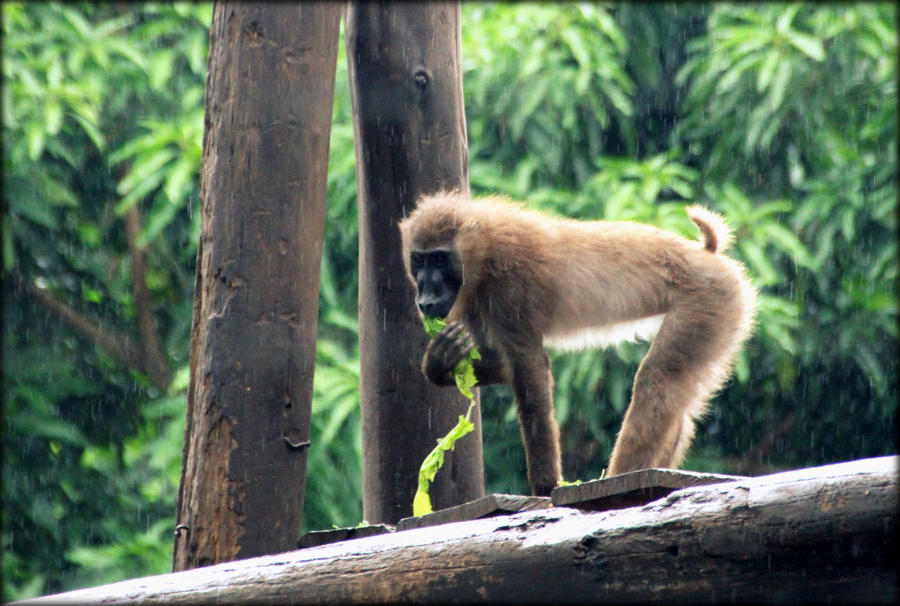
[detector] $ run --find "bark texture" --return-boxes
[173,3,341,571]
[27,458,897,605]
[346,1,485,524]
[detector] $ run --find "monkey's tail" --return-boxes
[686,205,733,253]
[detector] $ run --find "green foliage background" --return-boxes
[2,2,896,598]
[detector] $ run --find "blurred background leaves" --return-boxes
[2,2,896,598]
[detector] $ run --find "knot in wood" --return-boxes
[412,69,430,91]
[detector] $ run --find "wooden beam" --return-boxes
[19,457,897,605]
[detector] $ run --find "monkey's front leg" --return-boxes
[422,321,509,386]
[509,347,562,496]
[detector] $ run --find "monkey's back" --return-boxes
[405,192,753,351]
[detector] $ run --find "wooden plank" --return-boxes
[551,468,748,511]
[297,524,394,549]
[397,493,551,530]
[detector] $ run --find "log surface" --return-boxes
[21,457,898,605]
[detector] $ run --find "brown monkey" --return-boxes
[399,191,756,496]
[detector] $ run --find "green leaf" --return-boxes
[115,148,176,197]
[163,156,195,206]
[412,403,476,517]
[413,316,481,515]
[509,76,548,139]
[560,28,591,70]
[454,347,482,400]
[105,37,147,70]
[602,81,633,117]
[853,343,886,395]
[766,57,792,111]
[423,316,447,338]
[761,222,819,270]
[740,240,779,286]
[714,52,760,95]
[26,122,45,160]
[60,6,93,39]
[138,200,180,247]
[16,413,88,446]
[115,172,164,215]
[44,100,63,135]
[412,485,434,517]
[71,112,105,151]
[147,50,174,91]
[14,196,58,230]
[787,31,825,61]
[756,50,780,92]
[756,295,799,354]
[94,11,135,38]
[775,5,802,34]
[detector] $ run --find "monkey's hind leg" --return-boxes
[606,303,747,476]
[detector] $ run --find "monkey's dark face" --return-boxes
[409,248,462,319]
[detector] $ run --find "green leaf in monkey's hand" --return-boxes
[421,317,482,398]
[423,316,447,339]
[453,347,481,400]
[413,316,482,516]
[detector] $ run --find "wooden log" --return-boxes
[20,457,897,604]
[551,468,747,511]
[346,1,484,524]
[173,3,341,570]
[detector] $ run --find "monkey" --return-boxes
[399,191,756,496]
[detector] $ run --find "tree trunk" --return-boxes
[173,2,341,571]
[25,457,898,605]
[346,1,485,524]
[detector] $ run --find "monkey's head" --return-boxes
[398,192,471,320]
[407,247,462,319]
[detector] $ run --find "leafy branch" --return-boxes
[10,203,171,392]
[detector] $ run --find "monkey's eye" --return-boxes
[429,251,448,267]
[410,252,426,271]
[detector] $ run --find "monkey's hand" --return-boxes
[422,321,475,386]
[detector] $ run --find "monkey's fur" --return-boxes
[399,191,756,496]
